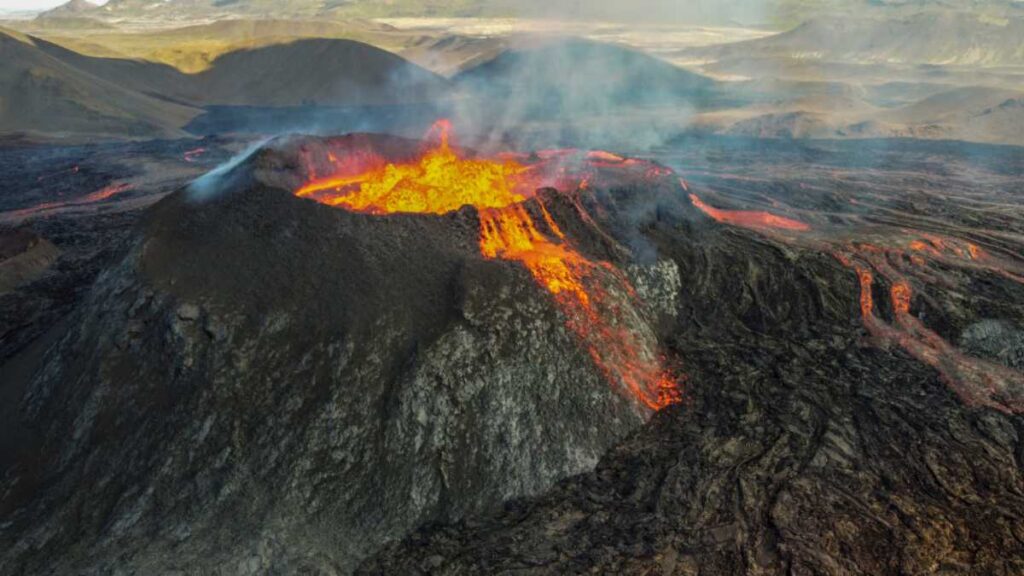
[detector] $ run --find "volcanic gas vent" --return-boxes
[0,127,688,575]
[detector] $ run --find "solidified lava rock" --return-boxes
[359,211,1024,575]
[0,134,685,574]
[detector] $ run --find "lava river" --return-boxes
[296,121,682,410]
[684,186,1024,414]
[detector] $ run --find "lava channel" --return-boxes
[1,182,133,223]
[689,192,811,232]
[836,246,1024,414]
[295,120,682,411]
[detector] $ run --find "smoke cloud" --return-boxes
[447,36,721,153]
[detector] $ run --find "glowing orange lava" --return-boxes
[689,193,811,232]
[298,123,527,215]
[295,121,681,411]
[890,280,912,315]
[0,182,133,222]
[837,247,1024,414]
[857,267,874,317]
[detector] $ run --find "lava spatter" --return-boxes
[295,120,682,411]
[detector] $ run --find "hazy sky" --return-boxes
[0,0,107,10]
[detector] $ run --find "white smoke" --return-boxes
[187,138,270,201]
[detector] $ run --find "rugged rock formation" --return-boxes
[362,206,1024,575]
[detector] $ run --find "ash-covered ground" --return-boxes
[1,133,1023,575]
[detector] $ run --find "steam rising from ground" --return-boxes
[187,138,269,201]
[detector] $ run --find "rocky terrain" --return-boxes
[1,2,1023,574]
[358,135,1024,575]
[1,130,1022,575]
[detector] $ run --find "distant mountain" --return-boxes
[448,38,727,148]
[0,29,452,139]
[700,85,1024,146]
[95,0,485,20]
[37,0,100,20]
[0,28,198,138]
[29,34,451,108]
[456,38,719,114]
[188,38,452,107]
[876,86,1024,143]
[694,12,1024,66]
[75,0,1024,25]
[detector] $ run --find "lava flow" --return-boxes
[183,147,208,163]
[295,121,682,410]
[689,192,811,232]
[840,256,1024,414]
[1,182,133,223]
[689,184,1024,413]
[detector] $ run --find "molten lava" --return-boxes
[298,123,527,215]
[295,121,682,411]
[689,193,810,232]
[0,182,133,223]
[836,244,1024,415]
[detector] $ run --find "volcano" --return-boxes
[0,124,690,574]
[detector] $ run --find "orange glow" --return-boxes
[1,182,133,222]
[841,254,1024,414]
[891,280,912,315]
[295,121,681,411]
[689,194,810,232]
[967,243,983,260]
[909,240,932,253]
[297,126,528,215]
[856,267,874,318]
[82,182,132,203]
